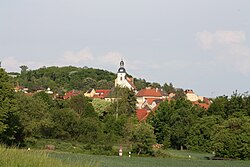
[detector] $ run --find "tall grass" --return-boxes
[0,146,98,167]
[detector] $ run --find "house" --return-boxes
[63,90,81,99]
[84,88,96,97]
[93,89,111,99]
[135,87,167,121]
[15,86,29,93]
[115,60,136,90]
[84,88,111,100]
[136,87,166,110]
[185,89,211,109]
[45,88,53,94]
[185,89,200,102]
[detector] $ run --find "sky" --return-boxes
[1,0,250,97]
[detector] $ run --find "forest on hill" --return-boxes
[1,67,250,160]
[10,65,179,95]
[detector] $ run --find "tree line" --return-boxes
[149,92,250,159]
[1,68,156,155]
[13,65,180,95]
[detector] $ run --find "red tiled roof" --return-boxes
[136,109,150,122]
[203,97,211,105]
[93,89,110,99]
[192,101,210,110]
[136,88,163,97]
[126,78,136,90]
[145,98,157,105]
[198,103,210,109]
[63,90,81,100]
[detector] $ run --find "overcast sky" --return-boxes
[1,0,250,97]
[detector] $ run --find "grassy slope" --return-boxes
[0,146,94,167]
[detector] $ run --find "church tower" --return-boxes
[115,60,136,90]
[116,60,126,85]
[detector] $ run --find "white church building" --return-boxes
[115,60,136,90]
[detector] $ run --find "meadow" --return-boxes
[1,145,250,167]
[49,150,250,167]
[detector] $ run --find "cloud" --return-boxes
[218,44,250,74]
[2,57,45,72]
[196,31,214,49]
[2,57,21,71]
[100,52,122,65]
[62,48,93,64]
[196,30,246,49]
[215,31,246,45]
[196,30,250,75]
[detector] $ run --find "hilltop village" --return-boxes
[1,61,250,160]
[14,60,211,121]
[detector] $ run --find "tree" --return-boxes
[162,82,175,94]
[187,115,223,152]
[96,80,114,89]
[134,78,149,90]
[20,65,28,74]
[49,108,78,139]
[108,87,137,117]
[211,116,250,159]
[130,123,156,155]
[33,91,54,108]
[148,82,161,89]
[69,94,96,117]
[149,98,202,150]
[0,68,24,145]
[0,68,15,133]
[77,117,103,144]
[16,93,49,141]
[91,98,111,117]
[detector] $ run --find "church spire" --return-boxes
[118,59,126,73]
[120,59,124,67]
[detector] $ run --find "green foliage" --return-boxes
[18,66,116,92]
[134,78,150,90]
[19,65,28,74]
[91,98,111,117]
[108,87,137,117]
[96,79,114,89]
[187,115,223,152]
[0,68,15,133]
[211,116,250,159]
[69,94,96,117]
[149,98,204,150]
[130,123,156,155]
[148,82,161,89]
[50,108,78,139]
[15,93,49,139]
[162,82,175,94]
[0,68,24,146]
[33,91,55,108]
[102,115,128,141]
[77,117,102,144]
[5,64,250,160]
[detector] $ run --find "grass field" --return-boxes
[0,146,95,167]
[1,145,250,167]
[49,151,250,167]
